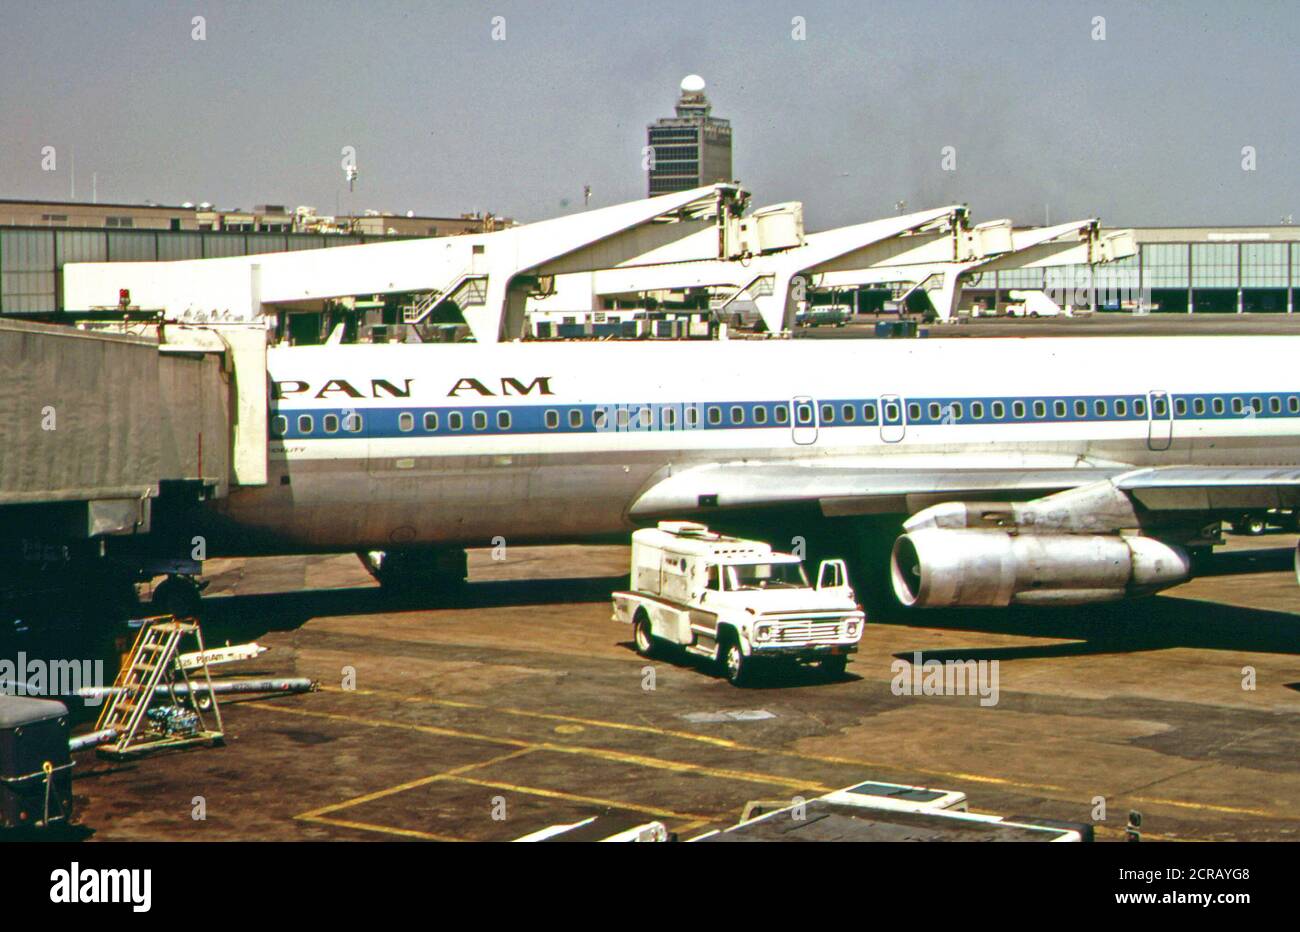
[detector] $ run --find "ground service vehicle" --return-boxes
[612,522,865,686]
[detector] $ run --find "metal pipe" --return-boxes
[68,728,118,753]
[77,677,318,702]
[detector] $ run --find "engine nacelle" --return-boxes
[891,529,1192,608]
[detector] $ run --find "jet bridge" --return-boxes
[0,318,235,541]
[532,208,1135,329]
[811,218,1138,321]
[532,205,966,332]
[61,184,749,345]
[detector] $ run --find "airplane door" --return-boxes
[791,396,818,445]
[879,394,906,443]
[1147,390,1173,451]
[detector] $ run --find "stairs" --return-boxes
[403,272,489,324]
[94,617,224,757]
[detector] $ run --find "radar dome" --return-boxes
[680,74,706,93]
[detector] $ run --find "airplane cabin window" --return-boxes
[928,402,941,420]
[863,403,877,422]
[821,404,835,423]
[1115,400,1128,417]
[323,414,339,433]
[1032,400,1046,418]
[1212,398,1225,415]
[617,408,630,429]
[398,412,414,432]
[842,404,855,422]
[298,415,313,434]
[753,406,768,425]
[1012,401,1026,419]
[1270,397,1281,414]
[1074,400,1087,418]
[272,415,288,437]
[1054,400,1066,418]
[907,403,921,421]
[950,402,963,421]
[498,411,512,430]
[545,409,559,429]
[774,406,789,425]
[991,401,1005,420]
[343,413,363,433]
[637,407,653,428]
[708,406,722,425]
[662,407,677,427]
[1134,399,1147,417]
[1231,398,1244,414]
[685,406,700,428]
[472,411,488,430]
[1094,400,1107,417]
[450,412,464,430]
[1251,398,1264,414]
[593,408,609,430]
[569,409,583,429]
[731,405,744,424]
[1290,397,1300,414]
[1193,398,1205,415]
[970,402,984,419]
[424,411,439,431]
[1174,399,1187,416]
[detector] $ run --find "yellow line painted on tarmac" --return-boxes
[301,814,462,842]
[254,702,830,793]
[296,748,535,820]
[318,684,1066,794]
[1131,796,1274,817]
[439,775,713,822]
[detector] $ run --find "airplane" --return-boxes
[157,331,1300,616]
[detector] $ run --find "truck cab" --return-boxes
[612,522,865,686]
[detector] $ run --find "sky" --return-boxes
[1,0,1297,230]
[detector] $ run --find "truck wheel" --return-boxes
[1232,516,1267,536]
[722,640,752,687]
[633,614,657,658]
[821,655,849,679]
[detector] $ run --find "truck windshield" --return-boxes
[726,562,809,590]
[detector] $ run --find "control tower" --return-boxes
[647,76,733,196]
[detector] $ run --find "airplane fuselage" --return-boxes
[206,335,1300,554]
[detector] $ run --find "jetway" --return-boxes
[530,205,966,331]
[0,319,237,541]
[812,219,1138,321]
[62,184,749,345]
[530,208,1135,328]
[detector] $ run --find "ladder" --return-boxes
[94,617,224,758]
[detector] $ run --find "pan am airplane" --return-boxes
[174,332,1300,614]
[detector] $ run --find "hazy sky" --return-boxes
[1,1,1297,230]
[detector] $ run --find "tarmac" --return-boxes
[66,534,1300,842]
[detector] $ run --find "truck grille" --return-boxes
[776,621,843,643]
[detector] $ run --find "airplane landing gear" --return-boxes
[357,548,468,594]
[151,574,205,618]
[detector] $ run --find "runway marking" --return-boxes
[319,684,1068,794]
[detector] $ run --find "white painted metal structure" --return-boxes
[530,207,1136,329]
[62,184,747,344]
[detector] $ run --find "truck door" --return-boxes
[1147,390,1173,451]
[879,394,906,443]
[791,396,818,445]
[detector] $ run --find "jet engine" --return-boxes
[890,528,1192,608]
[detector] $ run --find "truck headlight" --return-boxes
[755,624,774,642]
[845,620,860,637]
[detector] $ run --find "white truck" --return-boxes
[612,522,865,686]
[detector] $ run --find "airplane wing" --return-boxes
[630,461,1300,520]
